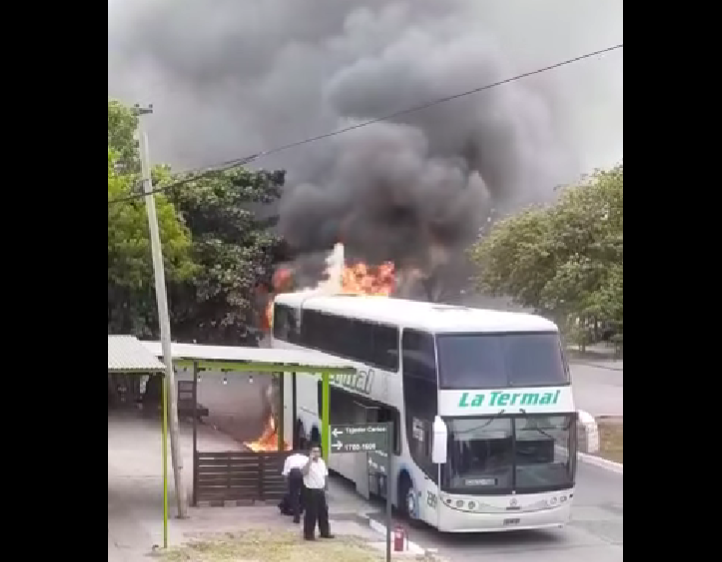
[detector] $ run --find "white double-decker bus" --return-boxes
[272,293,577,532]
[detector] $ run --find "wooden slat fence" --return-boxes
[193,451,290,505]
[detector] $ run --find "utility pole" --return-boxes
[135,104,188,519]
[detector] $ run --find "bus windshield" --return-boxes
[435,332,568,389]
[442,414,575,494]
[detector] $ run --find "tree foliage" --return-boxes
[108,99,284,343]
[108,102,196,336]
[470,165,623,340]
[167,168,285,344]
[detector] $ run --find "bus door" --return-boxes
[352,401,380,500]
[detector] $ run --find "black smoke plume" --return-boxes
[108,0,623,296]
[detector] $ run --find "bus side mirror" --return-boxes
[431,415,448,465]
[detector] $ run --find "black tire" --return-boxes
[295,421,306,450]
[397,473,412,519]
[397,473,424,527]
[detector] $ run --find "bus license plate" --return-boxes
[503,518,520,526]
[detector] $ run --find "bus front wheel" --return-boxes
[397,473,418,523]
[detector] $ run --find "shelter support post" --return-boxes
[277,372,284,452]
[162,372,168,549]
[291,372,298,448]
[322,373,330,461]
[192,362,198,507]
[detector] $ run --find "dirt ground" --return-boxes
[155,530,385,562]
[596,416,623,464]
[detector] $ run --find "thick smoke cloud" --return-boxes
[108,0,622,269]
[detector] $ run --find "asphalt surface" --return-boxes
[569,363,623,417]
[363,462,623,562]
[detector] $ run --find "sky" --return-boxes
[108,1,622,262]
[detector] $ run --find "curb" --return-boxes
[577,451,623,474]
[571,361,623,372]
[575,409,623,474]
[357,512,429,557]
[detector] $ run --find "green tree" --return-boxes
[108,101,195,337]
[470,165,623,341]
[108,99,141,174]
[166,168,286,344]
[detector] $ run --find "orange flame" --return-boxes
[244,415,291,452]
[340,261,395,296]
[263,267,294,332]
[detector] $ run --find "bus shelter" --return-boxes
[108,335,170,547]
[141,341,355,506]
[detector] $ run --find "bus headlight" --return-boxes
[468,501,476,510]
[455,500,464,508]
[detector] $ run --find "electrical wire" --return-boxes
[108,43,622,206]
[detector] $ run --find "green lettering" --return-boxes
[510,393,521,406]
[470,394,484,407]
[489,391,502,406]
[520,393,539,406]
[458,392,470,407]
[497,392,510,407]
[539,392,554,405]
[553,389,560,403]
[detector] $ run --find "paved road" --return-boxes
[360,462,622,562]
[569,363,623,417]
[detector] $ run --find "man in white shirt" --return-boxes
[301,444,333,540]
[281,450,308,523]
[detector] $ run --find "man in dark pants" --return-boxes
[287,468,304,523]
[301,444,334,540]
[281,450,308,523]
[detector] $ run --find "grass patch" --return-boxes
[597,418,623,464]
[155,529,385,562]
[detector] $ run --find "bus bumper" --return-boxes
[435,493,573,533]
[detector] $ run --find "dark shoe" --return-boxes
[293,518,300,524]
[320,534,335,539]
[304,536,316,541]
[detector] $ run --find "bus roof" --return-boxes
[274,293,558,334]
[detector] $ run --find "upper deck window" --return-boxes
[436,332,568,389]
[299,309,399,371]
[272,303,300,343]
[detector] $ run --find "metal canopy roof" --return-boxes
[141,341,356,374]
[108,335,166,373]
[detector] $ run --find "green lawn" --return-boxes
[156,530,385,562]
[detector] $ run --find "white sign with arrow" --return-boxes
[328,423,388,454]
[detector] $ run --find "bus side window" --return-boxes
[402,329,438,481]
[402,330,437,383]
[273,304,289,341]
[274,304,300,343]
[301,309,322,349]
[372,324,400,371]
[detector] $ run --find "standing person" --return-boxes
[302,444,334,541]
[280,449,308,523]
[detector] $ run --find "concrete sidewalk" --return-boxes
[108,412,389,561]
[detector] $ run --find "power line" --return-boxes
[108,154,261,205]
[109,43,622,206]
